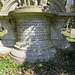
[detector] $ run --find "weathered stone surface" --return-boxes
[9,10,57,62]
[51,16,74,50]
[10,48,56,62]
[14,14,52,51]
[0,0,74,62]
[0,17,16,47]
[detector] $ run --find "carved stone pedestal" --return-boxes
[9,8,57,62]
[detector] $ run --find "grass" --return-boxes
[0,49,75,75]
[0,54,22,75]
[66,37,75,42]
[61,28,75,42]
[61,30,70,36]
[61,28,70,36]
[0,30,6,40]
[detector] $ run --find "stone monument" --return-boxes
[9,0,57,62]
[0,0,74,62]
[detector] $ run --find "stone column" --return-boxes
[40,0,43,5]
[33,0,38,6]
[28,0,30,6]
[24,0,27,6]
[18,0,21,7]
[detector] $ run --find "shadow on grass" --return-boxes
[20,49,75,75]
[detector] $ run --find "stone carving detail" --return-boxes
[0,0,66,14]
[17,0,47,6]
[40,0,47,6]
[1,0,18,13]
[32,0,38,6]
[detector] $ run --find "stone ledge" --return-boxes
[58,12,75,16]
[10,48,57,63]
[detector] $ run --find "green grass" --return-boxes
[66,37,75,42]
[61,28,75,42]
[0,49,75,75]
[0,54,23,75]
[0,31,6,40]
[61,28,70,36]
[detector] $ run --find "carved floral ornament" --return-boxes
[16,0,47,6]
[0,0,48,8]
[0,0,65,14]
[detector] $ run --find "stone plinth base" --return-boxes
[10,48,56,62]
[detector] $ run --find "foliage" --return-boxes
[21,49,75,75]
[0,49,75,75]
[61,28,75,42]
[66,37,75,42]
[63,0,67,6]
[66,0,75,12]
[0,30,6,40]
[66,0,74,12]
[69,17,75,28]
[0,54,22,75]
[61,16,75,42]
[61,28,70,36]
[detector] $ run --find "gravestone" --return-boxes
[70,28,75,38]
[0,0,72,62]
[9,7,57,62]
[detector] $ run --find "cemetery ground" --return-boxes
[61,28,75,42]
[0,49,75,75]
[0,31,75,75]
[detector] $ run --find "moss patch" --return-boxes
[61,28,70,36]
[0,31,6,40]
[66,37,75,42]
[61,28,75,42]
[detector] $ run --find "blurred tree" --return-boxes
[74,0,75,12]
[63,0,67,6]
[66,0,75,29]
[66,0,73,12]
